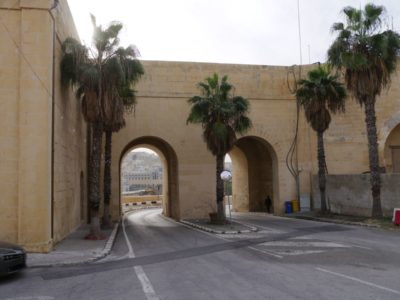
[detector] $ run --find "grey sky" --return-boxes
[67,0,399,66]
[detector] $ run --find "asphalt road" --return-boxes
[1,208,400,300]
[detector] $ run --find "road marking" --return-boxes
[275,249,325,255]
[294,236,373,250]
[248,246,283,259]
[134,266,160,300]
[316,267,400,296]
[261,241,349,248]
[5,297,54,300]
[122,214,160,300]
[160,214,285,259]
[122,214,135,258]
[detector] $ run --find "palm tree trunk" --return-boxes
[364,97,382,218]
[86,121,105,239]
[216,154,225,222]
[102,129,113,229]
[317,130,328,213]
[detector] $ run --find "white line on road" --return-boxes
[122,214,160,300]
[316,267,400,296]
[248,246,284,259]
[122,214,135,258]
[160,213,284,259]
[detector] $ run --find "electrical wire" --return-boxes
[285,0,303,202]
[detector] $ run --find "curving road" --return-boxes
[1,208,400,300]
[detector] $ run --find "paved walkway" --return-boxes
[27,223,119,267]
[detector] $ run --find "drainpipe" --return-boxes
[49,0,59,242]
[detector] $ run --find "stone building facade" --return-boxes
[0,0,86,252]
[1,0,399,252]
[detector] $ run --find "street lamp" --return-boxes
[220,170,232,224]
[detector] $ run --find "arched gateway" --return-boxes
[119,137,179,219]
[108,61,301,221]
[3,1,400,251]
[229,136,279,213]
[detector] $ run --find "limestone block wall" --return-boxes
[321,70,400,175]
[0,0,85,252]
[312,174,400,217]
[0,6,20,243]
[111,61,400,219]
[51,0,86,245]
[1,0,400,250]
[111,61,307,218]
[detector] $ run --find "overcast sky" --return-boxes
[67,0,399,66]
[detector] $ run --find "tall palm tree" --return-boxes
[61,15,138,238]
[102,48,144,228]
[187,74,252,222]
[328,3,400,217]
[296,66,347,213]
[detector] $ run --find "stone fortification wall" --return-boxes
[0,0,86,252]
[51,0,87,246]
[312,174,400,217]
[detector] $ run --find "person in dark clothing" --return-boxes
[265,196,272,213]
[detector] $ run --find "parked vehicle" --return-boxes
[0,241,26,276]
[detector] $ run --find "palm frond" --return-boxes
[187,74,251,156]
[296,66,346,133]
[328,3,400,101]
[61,15,144,128]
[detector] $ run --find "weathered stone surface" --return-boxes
[312,174,400,217]
[1,0,400,252]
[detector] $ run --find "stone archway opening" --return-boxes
[228,136,278,213]
[384,123,400,173]
[119,137,179,219]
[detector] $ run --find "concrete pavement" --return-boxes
[27,223,119,268]
[2,208,400,300]
[25,209,397,269]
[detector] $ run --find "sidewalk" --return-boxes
[180,211,399,233]
[27,223,119,268]
[285,211,399,230]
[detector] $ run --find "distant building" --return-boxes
[121,151,163,193]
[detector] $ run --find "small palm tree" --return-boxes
[61,15,141,237]
[187,74,252,222]
[328,3,400,217]
[102,48,144,228]
[296,66,347,213]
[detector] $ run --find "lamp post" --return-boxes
[220,170,232,224]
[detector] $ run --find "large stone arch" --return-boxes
[383,123,400,173]
[118,136,180,219]
[379,111,400,157]
[229,136,279,213]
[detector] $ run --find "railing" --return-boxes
[121,195,163,204]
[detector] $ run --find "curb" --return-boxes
[123,205,162,214]
[123,200,162,207]
[179,219,258,234]
[287,215,381,228]
[158,213,258,234]
[29,222,120,268]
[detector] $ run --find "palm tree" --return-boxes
[61,15,139,238]
[187,74,252,222]
[102,48,144,229]
[328,3,400,217]
[296,66,347,213]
